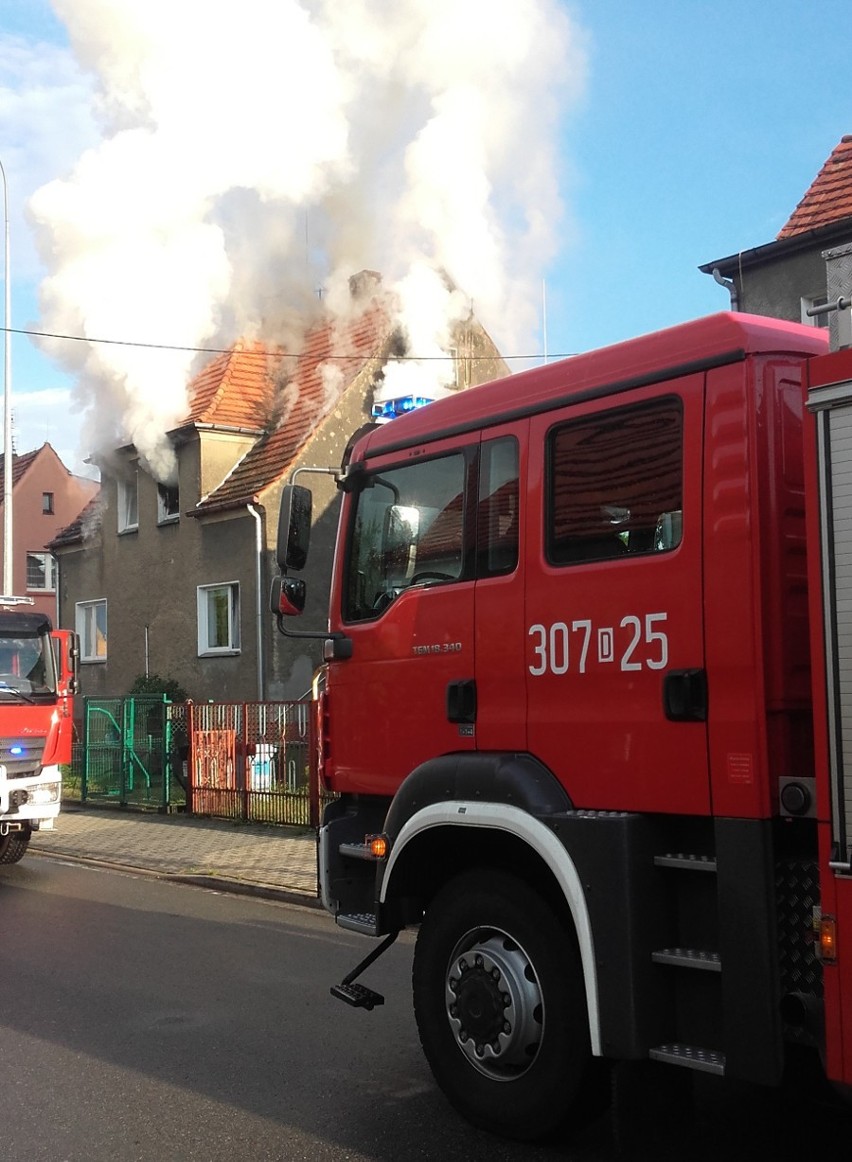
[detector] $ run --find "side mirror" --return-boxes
[270,575,307,618]
[276,485,312,572]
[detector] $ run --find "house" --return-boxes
[0,443,98,621]
[699,136,852,337]
[51,276,508,702]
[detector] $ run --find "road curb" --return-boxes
[28,847,321,908]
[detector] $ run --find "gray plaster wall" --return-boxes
[734,245,829,322]
[57,433,264,702]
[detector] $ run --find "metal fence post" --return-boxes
[81,696,89,804]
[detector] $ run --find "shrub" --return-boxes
[128,673,189,703]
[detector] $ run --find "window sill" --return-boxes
[198,649,240,658]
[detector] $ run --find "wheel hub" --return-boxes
[445,929,543,1080]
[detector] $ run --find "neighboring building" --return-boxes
[0,443,98,620]
[700,135,852,332]
[51,277,508,701]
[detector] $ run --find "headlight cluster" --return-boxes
[27,782,61,805]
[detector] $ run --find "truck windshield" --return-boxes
[0,631,56,697]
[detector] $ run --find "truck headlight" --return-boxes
[28,782,61,805]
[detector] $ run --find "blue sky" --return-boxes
[1,0,851,472]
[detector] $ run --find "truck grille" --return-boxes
[0,735,47,779]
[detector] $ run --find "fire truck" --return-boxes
[272,309,852,1140]
[0,598,78,864]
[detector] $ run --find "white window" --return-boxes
[197,583,240,655]
[157,482,180,524]
[117,472,138,532]
[26,552,57,592]
[76,600,107,662]
[801,295,830,328]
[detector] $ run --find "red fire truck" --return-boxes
[0,598,78,864]
[272,310,852,1139]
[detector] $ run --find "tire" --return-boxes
[0,831,30,865]
[412,867,605,1141]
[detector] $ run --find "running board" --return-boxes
[337,912,379,936]
[651,947,721,972]
[649,1044,725,1076]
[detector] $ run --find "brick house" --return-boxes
[51,280,507,701]
[0,443,98,620]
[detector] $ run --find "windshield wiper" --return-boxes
[0,685,36,703]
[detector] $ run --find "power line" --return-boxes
[3,324,577,362]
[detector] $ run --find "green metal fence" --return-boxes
[80,696,185,811]
[68,696,330,827]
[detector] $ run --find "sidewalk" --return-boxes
[27,804,320,907]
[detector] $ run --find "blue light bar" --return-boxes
[371,395,436,419]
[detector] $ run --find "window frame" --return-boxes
[801,294,830,329]
[76,599,108,663]
[197,582,241,656]
[157,481,180,525]
[26,551,57,592]
[41,492,54,515]
[117,471,139,533]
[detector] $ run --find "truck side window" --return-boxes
[478,437,519,576]
[344,451,469,621]
[547,397,683,566]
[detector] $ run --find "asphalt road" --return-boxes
[2,856,851,1161]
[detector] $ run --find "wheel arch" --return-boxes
[380,800,602,1055]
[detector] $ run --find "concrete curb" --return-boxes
[29,846,322,909]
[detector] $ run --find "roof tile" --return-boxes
[778,135,852,239]
[194,300,392,513]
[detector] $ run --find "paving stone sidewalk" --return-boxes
[28,804,320,906]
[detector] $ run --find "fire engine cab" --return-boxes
[273,310,852,1140]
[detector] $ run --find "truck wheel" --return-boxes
[412,868,604,1141]
[0,831,30,864]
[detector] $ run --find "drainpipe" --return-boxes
[712,267,739,311]
[247,504,265,701]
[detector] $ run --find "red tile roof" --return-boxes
[48,492,102,549]
[181,341,282,430]
[193,299,393,513]
[778,135,852,239]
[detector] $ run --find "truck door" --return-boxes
[327,436,477,796]
[525,377,710,815]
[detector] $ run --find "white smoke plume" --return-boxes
[28,0,586,478]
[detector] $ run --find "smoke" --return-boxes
[28,0,586,478]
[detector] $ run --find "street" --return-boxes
[1,857,850,1161]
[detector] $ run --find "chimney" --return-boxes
[349,270,382,301]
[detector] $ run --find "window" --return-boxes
[26,552,56,592]
[117,472,138,532]
[547,398,683,566]
[801,295,830,328]
[157,482,180,524]
[344,451,469,622]
[76,600,107,662]
[197,583,240,654]
[41,492,54,515]
[477,437,519,577]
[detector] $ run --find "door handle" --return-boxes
[663,669,707,722]
[447,679,477,724]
